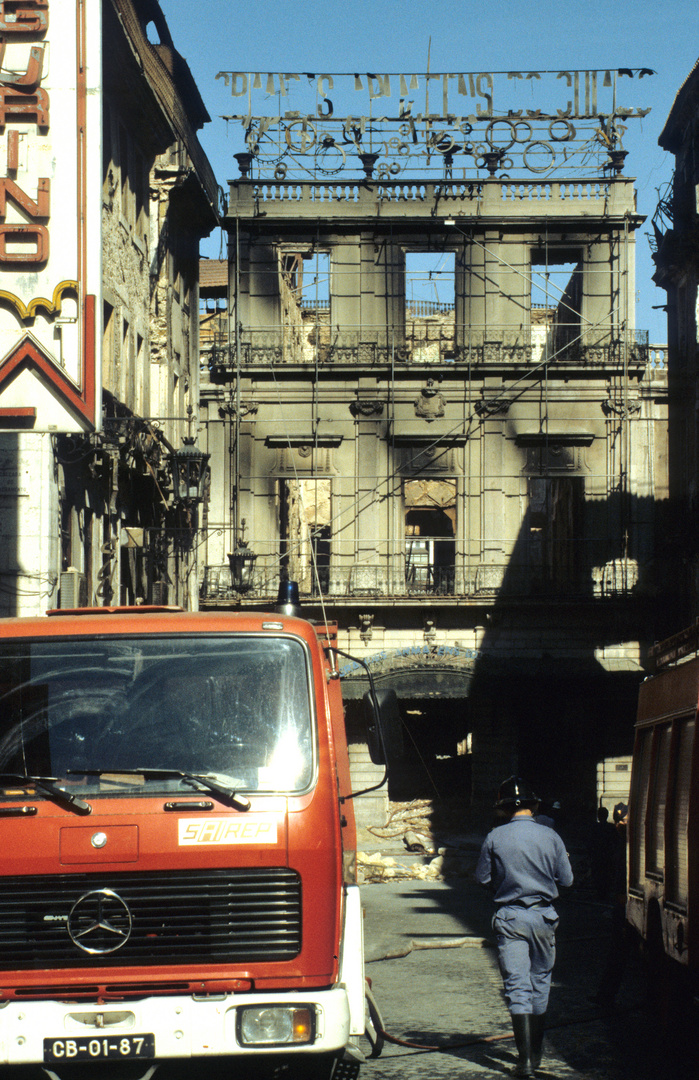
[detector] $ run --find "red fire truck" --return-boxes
[627,623,699,994]
[0,599,392,1078]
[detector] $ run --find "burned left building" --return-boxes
[0,0,219,615]
[200,68,669,819]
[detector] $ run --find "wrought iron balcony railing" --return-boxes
[204,325,649,370]
[201,540,642,604]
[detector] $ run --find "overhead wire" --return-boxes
[225,214,631,581]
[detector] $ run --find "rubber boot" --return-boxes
[531,1013,546,1071]
[511,1013,535,1078]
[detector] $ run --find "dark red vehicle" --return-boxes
[627,624,699,990]
[0,602,392,1078]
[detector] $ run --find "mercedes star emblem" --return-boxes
[67,889,133,954]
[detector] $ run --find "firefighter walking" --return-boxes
[476,776,573,1077]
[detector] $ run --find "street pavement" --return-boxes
[358,872,697,1080]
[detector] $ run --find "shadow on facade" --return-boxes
[343,485,676,829]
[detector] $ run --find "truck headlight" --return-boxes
[238,1006,315,1046]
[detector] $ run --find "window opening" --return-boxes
[279,478,331,595]
[405,251,455,362]
[530,250,582,362]
[281,250,330,362]
[404,479,456,594]
[527,476,584,594]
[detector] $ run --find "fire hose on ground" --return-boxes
[363,935,633,1058]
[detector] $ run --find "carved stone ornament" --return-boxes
[350,399,385,417]
[273,446,338,475]
[475,397,511,417]
[523,444,582,474]
[218,399,259,419]
[400,445,457,475]
[414,380,446,420]
[602,397,641,418]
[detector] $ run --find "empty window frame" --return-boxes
[404,479,456,594]
[527,475,584,592]
[530,248,582,358]
[279,478,331,595]
[405,251,456,362]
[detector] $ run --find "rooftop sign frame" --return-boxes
[217,67,654,182]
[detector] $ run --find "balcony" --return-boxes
[227,176,639,223]
[200,538,642,606]
[205,324,649,372]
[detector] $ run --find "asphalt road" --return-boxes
[359,875,697,1080]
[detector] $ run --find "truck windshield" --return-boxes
[0,635,314,796]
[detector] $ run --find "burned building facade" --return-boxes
[200,68,668,818]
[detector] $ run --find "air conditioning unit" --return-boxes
[59,568,87,609]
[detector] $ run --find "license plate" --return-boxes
[44,1034,155,1062]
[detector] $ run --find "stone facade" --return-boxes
[200,136,669,822]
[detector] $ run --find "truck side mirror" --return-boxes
[363,686,403,765]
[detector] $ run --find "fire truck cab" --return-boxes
[0,604,391,1078]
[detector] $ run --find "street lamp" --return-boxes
[228,519,257,593]
[170,437,210,505]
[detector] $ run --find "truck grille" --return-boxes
[0,868,302,969]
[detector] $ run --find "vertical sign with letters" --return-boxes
[0,0,101,431]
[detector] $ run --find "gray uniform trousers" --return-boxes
[492,902,559,1015]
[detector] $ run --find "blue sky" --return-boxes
[159,0,699,342]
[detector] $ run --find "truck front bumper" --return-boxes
[0,986,353,1065]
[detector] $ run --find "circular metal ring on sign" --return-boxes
[315,143,346,174]
[433,135,457,156]
[523,140,556,173]
[274,163,287,180]
[459,121,473,135]
[284,120,317,153]
[549,118,577,141]
[484,120,517,150]
[501,157,514,170]
[511,120,533,143]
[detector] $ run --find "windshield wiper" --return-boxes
[70,768,251,811]
[0,773,92,815]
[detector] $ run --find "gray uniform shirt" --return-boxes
[475,815,574,907]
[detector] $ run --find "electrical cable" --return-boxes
[239,294,624,582]
[224,204,635,596]
[370,1005,635,1055]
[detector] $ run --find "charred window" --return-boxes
[404,480,456,594]
[279,477,331,595]
[527,475,585,593]
[405,251,456,362]
[530,248,583,360]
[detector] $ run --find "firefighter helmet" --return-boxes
[495,775,540,809]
